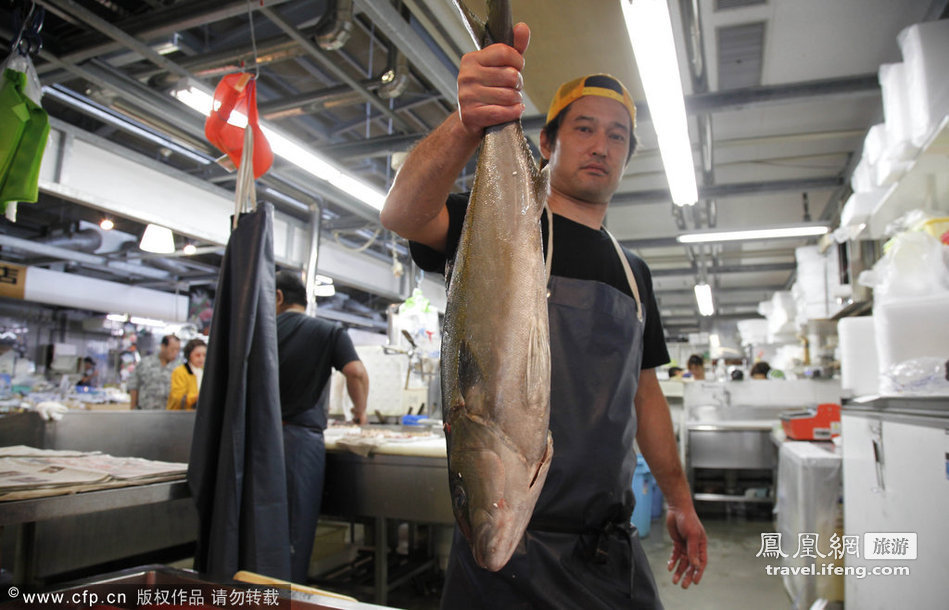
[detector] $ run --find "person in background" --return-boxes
[274,270,370,584]
[167,338,207,410]
[77,356,98,388]
[129,334,180,410]
[687,354,706,380]
[668,366,684,379]
[750,361,771,380]
[381,22,706,607]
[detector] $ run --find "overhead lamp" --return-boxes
[183,243,197,255]
[99,217,114,231]
[171,84,386,212]
[677,224,830,244]
[140,223,176,253]
[619,0,698,206]
[106,313,129,323]
[694,283,715,317]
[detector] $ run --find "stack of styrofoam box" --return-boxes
[791,245,846,325]
[757,291,798,344]
[897,19,949,149]
[845,20,948,230]
[736,318,769,347]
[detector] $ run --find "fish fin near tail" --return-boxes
[533,165,550,221]
[451,0,487,49]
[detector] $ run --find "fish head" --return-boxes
[447,416,552,572]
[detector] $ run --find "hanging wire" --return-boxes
[246,0,260,77]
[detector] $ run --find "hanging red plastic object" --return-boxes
[204,72,273,179]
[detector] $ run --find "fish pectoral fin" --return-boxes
[529,432,554,489]
[525,319,549,400]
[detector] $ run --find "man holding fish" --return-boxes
[382,16,707,609]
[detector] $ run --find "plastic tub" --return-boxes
[631,455,653,537]
[651,478,664,520]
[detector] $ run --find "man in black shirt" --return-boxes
[381,21,706,609]
[274,270,369,583]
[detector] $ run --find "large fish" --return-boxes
[441,0,553,573]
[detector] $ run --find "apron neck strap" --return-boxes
[543,205,643,322]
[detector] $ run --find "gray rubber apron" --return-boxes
[441,208,662,609]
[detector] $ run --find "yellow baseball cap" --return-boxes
[545,73,637,129]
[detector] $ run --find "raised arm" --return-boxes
[380,23,531,252]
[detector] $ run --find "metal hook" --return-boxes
[10,3,45,57]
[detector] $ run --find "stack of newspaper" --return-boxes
[0,445,187,501]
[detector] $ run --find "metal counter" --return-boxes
[320,435,451,605]
[0,410,198,584]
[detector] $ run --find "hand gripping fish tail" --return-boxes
[442,0,553,573]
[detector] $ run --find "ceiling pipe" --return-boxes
[259,5,413,133]
[0,234,170,280]
[35,228,103,253]
[35,0,299,78]
[316,0,354,51]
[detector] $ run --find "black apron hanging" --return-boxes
[441,208,662,609]
[187,201,291,581]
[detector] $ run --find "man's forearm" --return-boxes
[380,112,481,243]
[635,369,695,509]
[347,375,368,414]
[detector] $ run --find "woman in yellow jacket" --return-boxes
[167,338,207,410]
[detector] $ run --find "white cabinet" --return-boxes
[841,399,949,609]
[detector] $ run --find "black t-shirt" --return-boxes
[410,193,670,369]
[276,311,360,426]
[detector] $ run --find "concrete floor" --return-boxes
[370,513,793,609]
[641,516,791,610]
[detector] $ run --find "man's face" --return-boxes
[161,339,181,362]
[541,95,632,205]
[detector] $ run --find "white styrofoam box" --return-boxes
[850,154,874,193]
[872,291,949,378]
[841,192,874,227]
[863,123,888,165]
[871,156,911,188]
[897,20,949,147]
[878,63,920,161]
[736,318,769,346]
[837,317,879,397]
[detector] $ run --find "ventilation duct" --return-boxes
[316,0,354,51]
[378,51,409,100]
[36,228,103,253]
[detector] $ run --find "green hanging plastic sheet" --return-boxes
[0,67,49,212]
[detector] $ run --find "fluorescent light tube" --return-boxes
[694,283,714,316]
[620,0,698,206]
[677,225,830,244]
[172,85,386,212]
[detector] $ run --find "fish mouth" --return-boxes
[471,509,516,572]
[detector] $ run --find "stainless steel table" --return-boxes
[0,479,191,585]
[321,436,451,605]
